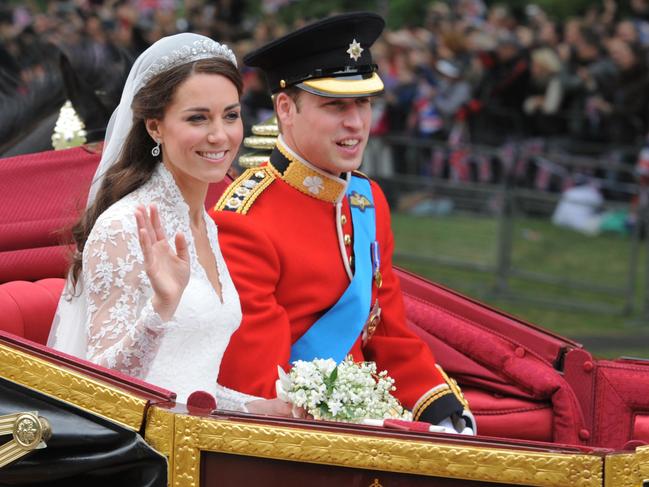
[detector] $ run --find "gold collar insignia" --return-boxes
[272,140,347,204]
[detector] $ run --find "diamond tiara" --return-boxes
[139,39,237,89]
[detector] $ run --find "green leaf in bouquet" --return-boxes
[324,366,338,395]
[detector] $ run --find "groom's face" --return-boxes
[276,90,372,175]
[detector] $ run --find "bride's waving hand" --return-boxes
[135,203,189,322]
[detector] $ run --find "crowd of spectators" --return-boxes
[369,0,649,156]
[3,0,649,188]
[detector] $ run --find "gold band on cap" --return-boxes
[301,72,384,96]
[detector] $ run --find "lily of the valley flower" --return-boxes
[278,357,411,423]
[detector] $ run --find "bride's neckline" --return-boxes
[151,163,226,304]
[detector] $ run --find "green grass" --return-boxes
[392,212,649,359]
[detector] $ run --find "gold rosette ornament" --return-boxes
[0,411,52,468]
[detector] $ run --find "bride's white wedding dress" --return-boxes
[49,163,257,409]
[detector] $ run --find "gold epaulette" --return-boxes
[215,166,276,214]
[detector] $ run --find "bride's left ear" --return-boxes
[145,119,162,143]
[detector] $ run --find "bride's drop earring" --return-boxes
[151,140,161,157]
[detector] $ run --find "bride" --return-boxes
[47,33,294,416]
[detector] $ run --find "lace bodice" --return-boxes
[62,163,256,408]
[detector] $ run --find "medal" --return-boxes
[362,299,382,346]
[371,241,382,288]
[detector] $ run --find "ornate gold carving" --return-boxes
[604,446,649,487]
[243,135,277,150]
[173,416,201,487]
[14,414,44,448]
[0,344,147,430]
[239,153,270,168]
[145,407,175,455]
[171,415,603,487]
[252,120,279,137]
[238,116,278,168]
[145,407,176,483]
[369,479,383,487]
[0,411,51,468]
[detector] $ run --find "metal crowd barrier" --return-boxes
[369,135,648,322]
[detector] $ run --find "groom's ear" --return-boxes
[145,119,162,142]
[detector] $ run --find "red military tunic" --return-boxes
[210,138,466,423]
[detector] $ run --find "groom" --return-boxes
[211,12,473,432]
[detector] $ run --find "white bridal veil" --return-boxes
[47,33,237,356]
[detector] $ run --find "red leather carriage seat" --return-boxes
[0,278,65,345]
[460,387,553,442]
[0,146,100,283]
[398,269,587,446]
[564,348,649,449]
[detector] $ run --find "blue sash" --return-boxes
[290,176,375,364]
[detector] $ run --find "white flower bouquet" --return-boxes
[276,357,412,423]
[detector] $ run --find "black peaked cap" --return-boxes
[244,12,385,96]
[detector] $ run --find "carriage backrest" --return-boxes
[0,146,99,282]
[0,146,229,283]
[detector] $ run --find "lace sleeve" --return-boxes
[214,383,262,412]
[83,213,171,378]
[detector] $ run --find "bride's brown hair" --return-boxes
[69,57,242,288]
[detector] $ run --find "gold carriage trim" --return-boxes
[0,411,52,468]
[166,411,603,487]
[238,152,270,169]
[145,406,176,483]
[604,445,649,487]
[237,115,278,168]
[0,344,148,431]
[243,135,277,151]
[252,120,279,137]
[215,166,275,214]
